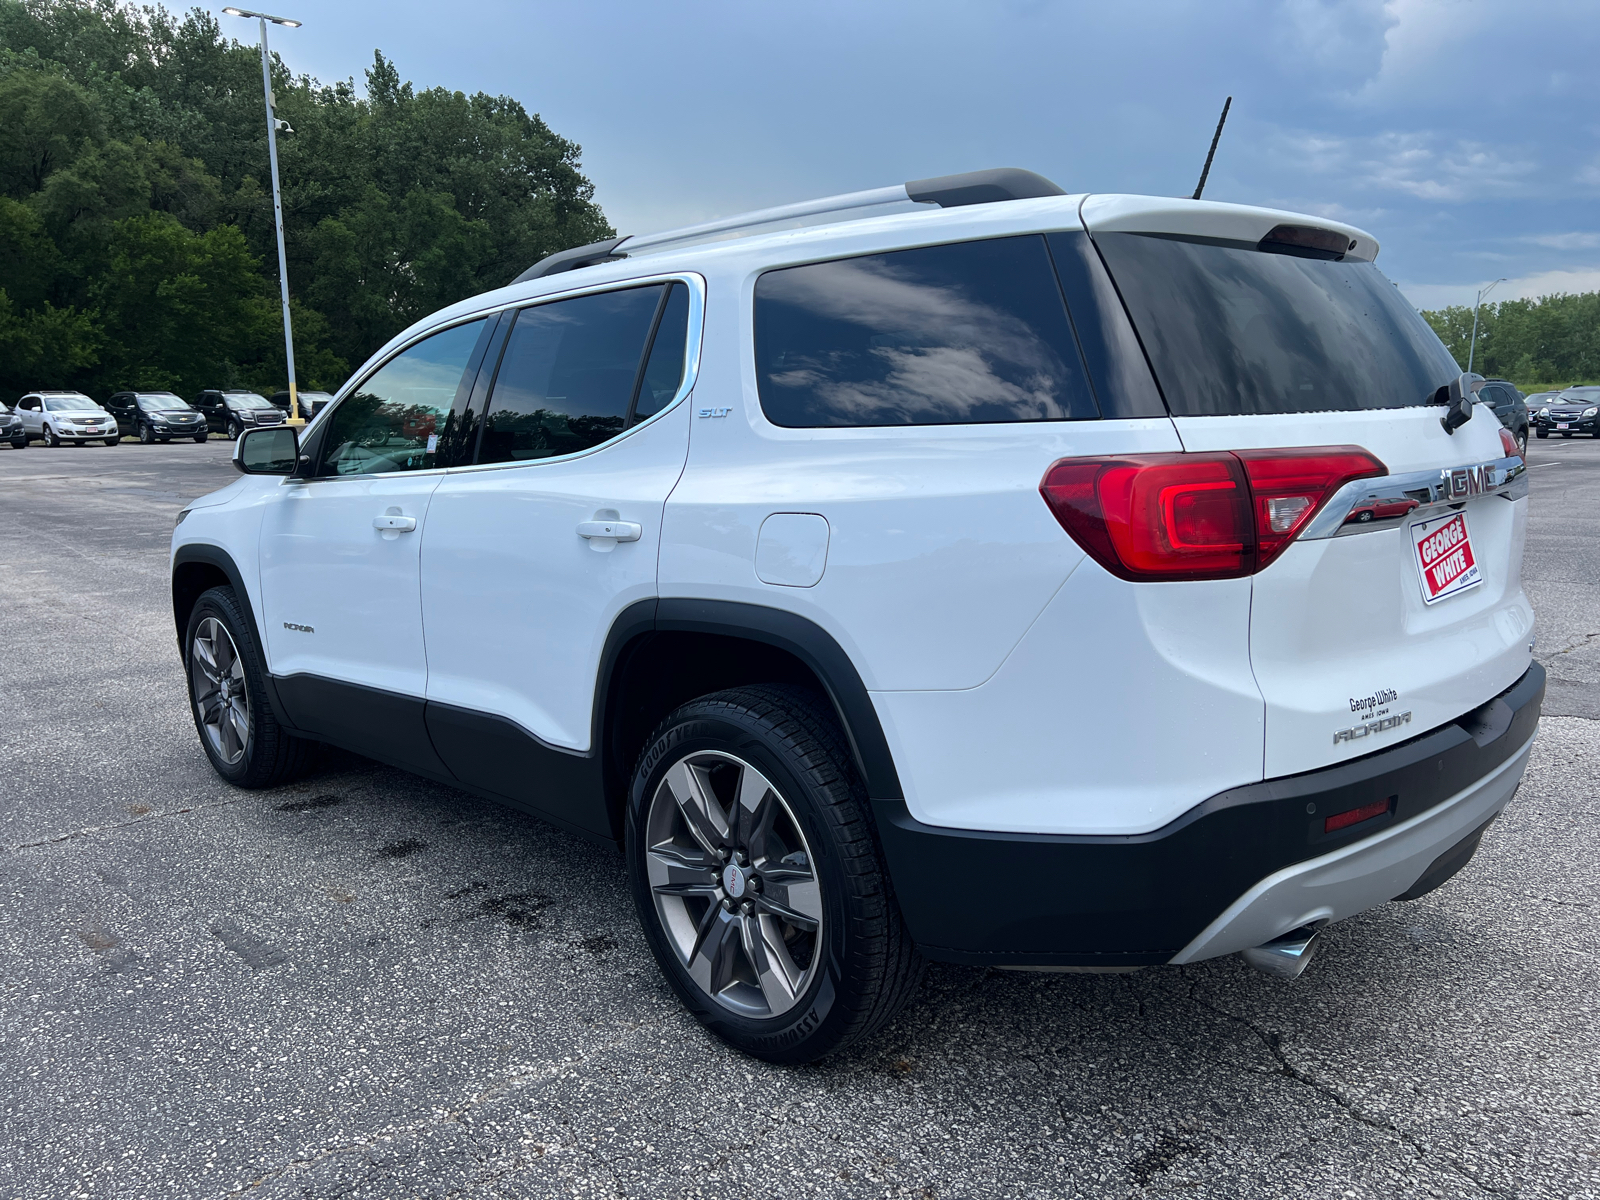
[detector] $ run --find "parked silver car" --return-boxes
[14,392,119,445]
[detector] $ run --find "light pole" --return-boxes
[222,7,306,427]
[1466,277,1507,378]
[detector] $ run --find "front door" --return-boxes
[421,278,697,835]
[257,315,494,773]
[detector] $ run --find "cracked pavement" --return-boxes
[1,436,1597,1200]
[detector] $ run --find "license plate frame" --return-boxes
[1412,510,1482,605]
[1557,422,1571,429]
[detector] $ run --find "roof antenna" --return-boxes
[1191,96,1232,201]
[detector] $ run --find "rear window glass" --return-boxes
[754,235,1098,427]
[479,284,665,463]
[1093,233,1461,417]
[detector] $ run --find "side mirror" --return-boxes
[234,425,299,475]
[1440,373,1475,435]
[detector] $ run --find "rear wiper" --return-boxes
[1429,373,1475,435]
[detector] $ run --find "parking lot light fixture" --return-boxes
[1467,277,1507,378]
[224,7,306,426]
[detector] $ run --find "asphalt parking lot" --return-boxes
[1,434,1596,1200]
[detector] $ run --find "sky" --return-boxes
[264,0,1600,312]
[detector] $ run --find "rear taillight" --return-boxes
[1498,427,1520,459]
[1039,446,1386,581]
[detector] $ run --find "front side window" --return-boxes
[320,318,488,476]
[477,284,671,464]
[754,235,1099,428]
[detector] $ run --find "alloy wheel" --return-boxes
[644,750,823,1018]
[190,616,250,766]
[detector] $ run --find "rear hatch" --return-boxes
[1082,196,1534,778]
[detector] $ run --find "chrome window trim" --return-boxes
[309,272,705,482]
[1301,454,1528,540]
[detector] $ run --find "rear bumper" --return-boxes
[874,662,1544,968]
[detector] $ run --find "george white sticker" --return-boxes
[426,433,439,454]
[1411,510,1481,604]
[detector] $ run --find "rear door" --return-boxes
[420,278,697,835]
[1083,197,1533,778]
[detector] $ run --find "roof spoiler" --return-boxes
[510,168,1065,284]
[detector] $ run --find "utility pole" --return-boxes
[1467,278,1507,377]
[1192,96,1232,201]
[222,7,305,427]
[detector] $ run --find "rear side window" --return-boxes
[754,235,1099,427]
[633,283,691,420]
[478,284,671,463]
[1092,232,1462,417]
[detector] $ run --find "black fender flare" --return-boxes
[604,598,903,801]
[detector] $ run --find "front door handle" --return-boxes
[576,519,641,543]
[374,509,417,540]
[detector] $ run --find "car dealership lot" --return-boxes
[1,438,1596,1200]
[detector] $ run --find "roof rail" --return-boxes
[510,167,1065,284]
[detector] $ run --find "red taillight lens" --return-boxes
[1498,427,1520,460]
[1040,446,1386,581]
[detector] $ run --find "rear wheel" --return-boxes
[627,685,922,1063]
[185,585,316,788]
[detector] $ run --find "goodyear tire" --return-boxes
[627,685,922,1063]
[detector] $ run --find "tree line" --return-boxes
[0,0,610,402]
[1422,292,1600,391]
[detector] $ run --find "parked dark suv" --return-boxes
[1475,379,1529,453]
[193,390,287,439]
[105,392,209,443]
[269,390,334,419]
[1533,386,1600,439]
[0,403,25,449]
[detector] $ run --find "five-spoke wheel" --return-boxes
[645,750,823,1019]
[190,615,250,766]
[628,686,922,1063]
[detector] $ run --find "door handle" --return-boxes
[576,520,641,542]
[374,511,417,539]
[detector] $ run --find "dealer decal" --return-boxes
[1411,510,1482,604]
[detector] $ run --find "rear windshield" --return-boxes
[1093,233,1461,417]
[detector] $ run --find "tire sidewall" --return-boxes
[626,707,859,1063]
[184,588,270,786]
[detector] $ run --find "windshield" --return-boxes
[44,395,97,411]
[229,393,277,410]
[1556,390,1600,404]
[137,394,191,411]
[1093,233,1463,417]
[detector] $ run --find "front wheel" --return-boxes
[9,439,24,449]
[193,433,208,444]
[139,424,154,444]
[1517,431,1527,456]
[185,585,315,788]
[1536,428,1549,439]
[105,437,120,446]
[227,421,241,441]
[627,685,922,1063]
[44,426,60,447]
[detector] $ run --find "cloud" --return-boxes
[1399,267,1600,311]
[1525,233,1600,250]
[1264,128,1538,202]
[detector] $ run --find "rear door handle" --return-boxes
[576,520,642,542]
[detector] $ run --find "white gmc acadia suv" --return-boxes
[171,169,1542,1063]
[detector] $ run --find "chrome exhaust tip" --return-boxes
[1240,925,1323,979]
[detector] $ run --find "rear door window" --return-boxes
[476,283,670,464]
[1091,232,1462,417]
[754,235,1099,428]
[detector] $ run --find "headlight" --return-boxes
[1585,407,1598,418]
[174,508,191,527]
[1539,408,1550,416]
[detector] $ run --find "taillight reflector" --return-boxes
[1324,796,1395,834]
[1039,446,1386,581]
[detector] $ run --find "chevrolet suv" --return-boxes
[105,392,209,443]
[171,169,1542,1063]
[15,391,118,445]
